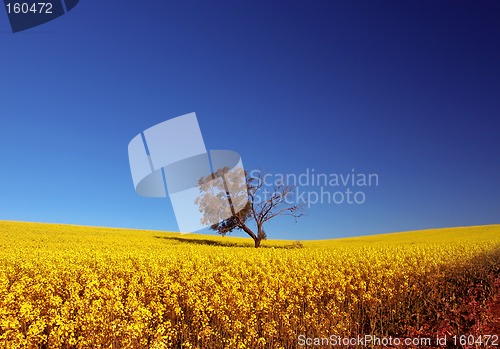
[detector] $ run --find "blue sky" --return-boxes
[0,1,498,240]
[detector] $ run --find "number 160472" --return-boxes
[5,2,53,14]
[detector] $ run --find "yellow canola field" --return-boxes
[0,221,499,348]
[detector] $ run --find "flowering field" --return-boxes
[0,221,499,348]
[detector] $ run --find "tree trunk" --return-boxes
[254,225,265,248]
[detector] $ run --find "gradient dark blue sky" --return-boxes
[1,1,498,239]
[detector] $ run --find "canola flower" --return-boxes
[0,221,499,348]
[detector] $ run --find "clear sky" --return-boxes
[0,1,498,240]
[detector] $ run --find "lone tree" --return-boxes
[195,168,304,248]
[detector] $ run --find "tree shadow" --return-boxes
[154,236,242,247]
[153,236,299,249]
